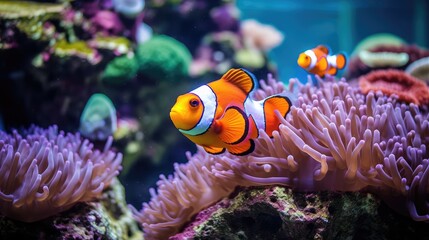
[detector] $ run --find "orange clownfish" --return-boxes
[170,68,291,156]
[297,45,347,77]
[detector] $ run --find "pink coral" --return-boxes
[89,10,124,35]
[0,125,122,222]
[133,75,429,240]
[240,19,284,52]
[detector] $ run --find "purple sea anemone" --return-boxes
[0,125,122,222]
[133,74,429,239]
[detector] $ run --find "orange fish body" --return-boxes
[170,68,291,155]
[297,45,347,77]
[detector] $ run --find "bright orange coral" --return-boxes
[359,69,429,106]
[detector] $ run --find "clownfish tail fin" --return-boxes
[263,95,291,137]
[336,53,347,69]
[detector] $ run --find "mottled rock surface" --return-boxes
[171,186,429,240]
[0,178,143,240]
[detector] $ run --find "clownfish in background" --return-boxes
[297,45,347,77]
[170,68,291,156]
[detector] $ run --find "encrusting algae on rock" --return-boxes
[0,178,143,240]
[171,186,429,240]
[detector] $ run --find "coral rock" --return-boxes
[0,178,143,240]
[172,186,429,240]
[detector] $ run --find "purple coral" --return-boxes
[0,125,122,222]
[134,75,429,239]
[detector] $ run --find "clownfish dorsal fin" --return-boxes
[316,45,330,55]
[221,68,257,95]
[263,95,291,137]
[218,106,248,145]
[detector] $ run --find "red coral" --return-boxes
[359,69,429,106]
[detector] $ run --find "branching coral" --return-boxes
[0,125,122,222]
[134,74,429,240]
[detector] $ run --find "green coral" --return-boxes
[102,54,139,84]
[135,35,192,82]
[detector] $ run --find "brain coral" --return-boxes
[133,74,429,239]
[346,44,429,79]
[0,125,122,222]
[359,69,429,106]
[135,35,192,82]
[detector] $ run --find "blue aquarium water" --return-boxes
[238,0,428,81]
[0,0,429,239]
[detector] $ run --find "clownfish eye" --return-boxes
[189,99,200,107]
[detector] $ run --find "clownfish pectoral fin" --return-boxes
[336,53,347,69]
[263,95,291,137]
[203,145,225,155]
[221,68,256,95]
[317,45,330,55]
[218,106,248,145]
[317,57,329,72]
[327,67,338,76]
[227,139,255,156]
